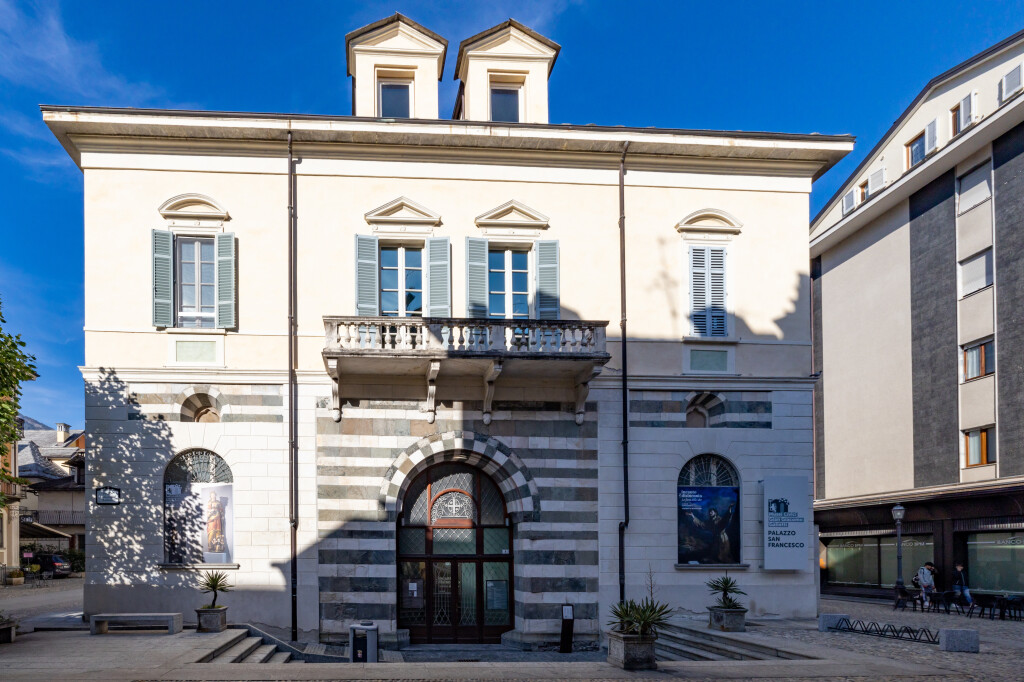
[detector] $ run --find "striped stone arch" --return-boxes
[684,390,725,413]
[379,431,541,523]
[175,385,224,422]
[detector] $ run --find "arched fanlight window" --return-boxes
[677,454,741,565]
[164,449,234,564]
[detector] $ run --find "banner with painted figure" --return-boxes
[195,482,234,563]
[678,486,741,565]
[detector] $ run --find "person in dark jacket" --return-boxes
[952,563,973,605]
[916,562,937,607]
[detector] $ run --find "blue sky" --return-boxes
[2,0,1023,428]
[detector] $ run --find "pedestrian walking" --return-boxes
[917,561,937,607]
[952,562,973,605]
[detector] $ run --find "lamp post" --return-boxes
[892,504,906,600]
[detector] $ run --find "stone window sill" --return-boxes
[681,336,739,345]
[164,327,227,335]
[674,563,750,571]
[158,563,240,570]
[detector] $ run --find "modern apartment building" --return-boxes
[811,30,1024,597]
[47,14,850,645]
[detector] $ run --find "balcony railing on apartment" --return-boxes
[324,317,608,357]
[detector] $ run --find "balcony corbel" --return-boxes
[574,365,603,425]
[327,358,342,422]
[481,360,503,425]
[424,360,441,424]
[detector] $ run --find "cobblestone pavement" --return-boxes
[752,597,1024,681]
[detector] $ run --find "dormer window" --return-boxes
[379,78,412,118]
[490,84,521,123]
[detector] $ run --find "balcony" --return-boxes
[323,317,610,424]
[0,480,25,500]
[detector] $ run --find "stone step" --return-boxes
[658,628,765,661]
[269,651,292,664]
[654,637,727,662]
[658,630,758,661]
[196,628,249,663]
[240,643,278,663]
[663,622,813,661]
[211,636,263,663]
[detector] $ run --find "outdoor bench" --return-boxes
[90,612,183,635]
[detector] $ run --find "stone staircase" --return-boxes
[201,629,296,664]
[655,622,815,662]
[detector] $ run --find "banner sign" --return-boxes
[763,476,811,570]
[677,486,740,564]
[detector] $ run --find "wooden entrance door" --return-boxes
[397,463,513,643]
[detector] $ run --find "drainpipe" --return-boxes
[287,130,299,641]
[617,142,630,604]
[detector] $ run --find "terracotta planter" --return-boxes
[195,606,228,633]
[707,606,747,632]
[6,577,24,586]
[606,630,657,670]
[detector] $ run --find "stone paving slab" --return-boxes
[0,628,946,682]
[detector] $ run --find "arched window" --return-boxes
[677,454,741,565]
[164,449,234,564]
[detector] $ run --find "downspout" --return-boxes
[617,142,630,604]
[287,130,299,641]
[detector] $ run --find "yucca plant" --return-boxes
[198,570,233,609]
[706,574,746,610]
[608,597,673,639]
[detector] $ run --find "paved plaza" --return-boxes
[1,596,1021,680]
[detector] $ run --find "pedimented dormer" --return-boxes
[346,13,447,119]
[453,19,560,124]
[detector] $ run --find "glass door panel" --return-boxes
[458,562,478,626]
[431,561,453,641]
[483,562,510,627]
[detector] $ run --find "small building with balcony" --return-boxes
[47,13,850,648]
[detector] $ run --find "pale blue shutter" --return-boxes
[425,237,451,317]
[535,240,559,319]
[355,235,379,316]
[215,232,236,329]
[152,230,174,327]
[466,237,488,318]
[689,246,708,336]
[709,247,727,336]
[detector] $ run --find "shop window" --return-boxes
[677,454,740,565]
[966,532,1024,594]
[822,534,933,588]
[164,449,234,564]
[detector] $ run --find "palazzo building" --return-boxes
[812,30,1024,598]
[48,14,851,645]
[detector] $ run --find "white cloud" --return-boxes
[0,0,162,104]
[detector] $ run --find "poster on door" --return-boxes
[677,486,740,564]
[763,475,810,570]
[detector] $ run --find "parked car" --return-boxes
[24,554,71,578]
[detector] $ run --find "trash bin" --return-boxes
[349,620,378,663]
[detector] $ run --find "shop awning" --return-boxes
[20,521,72,540]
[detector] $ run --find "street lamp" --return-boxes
[892,504,906,599]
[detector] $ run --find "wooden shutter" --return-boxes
[535,240,560,319]
[867,168,886,196]
[925,119,938,155]
[152,230,174,327]
[690,246,708,336]
[424,237,451,317]
[215,232,236,329]
[355,235,379,316]
[709,247,727,336]
[466,237,488,318]
[841,189,856,215]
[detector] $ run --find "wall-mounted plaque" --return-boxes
[96,487,122,505]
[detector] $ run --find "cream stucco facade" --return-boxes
[50,14,851,645]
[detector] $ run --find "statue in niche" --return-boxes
[205,491,227,554]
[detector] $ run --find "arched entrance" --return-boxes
[396,462,513,643]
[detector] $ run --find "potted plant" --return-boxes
[706,574,747,632]
[6,569,24,586]
[0,611,15,644]
[195,570,232,633]
[606,597,673,670]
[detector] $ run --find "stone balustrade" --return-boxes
[324,317,608,357]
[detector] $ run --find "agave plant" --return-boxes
[198,570,233,609]
[608,597,673,638]
[706,574,747,610]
